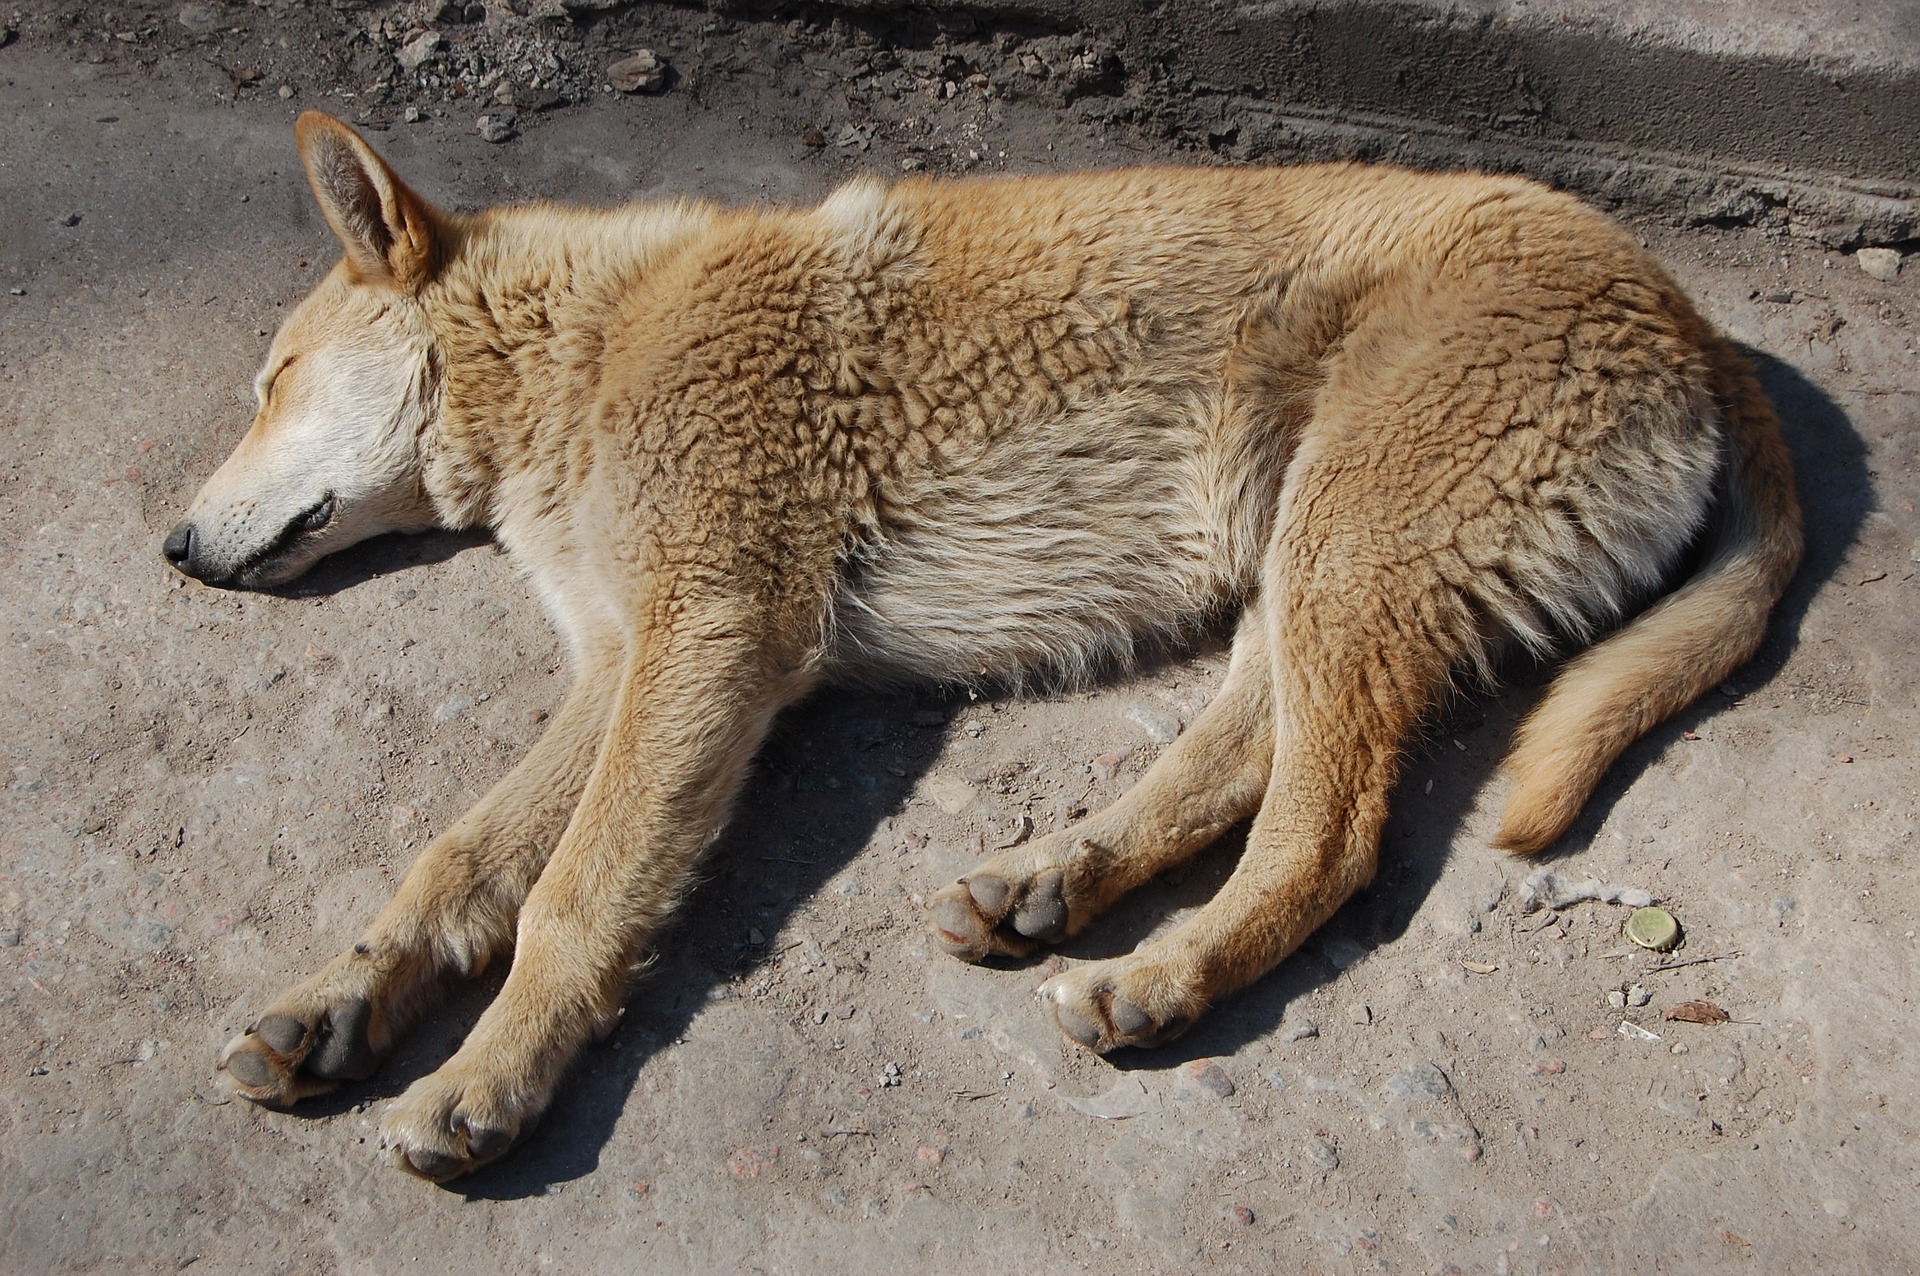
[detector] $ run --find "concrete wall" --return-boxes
[756,0,1919,245]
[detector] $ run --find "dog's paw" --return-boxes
[379,1063,530,1182]
[929,835,1099,961]
[1039,957,1204,1053]
[929,861,1071,961]
[218,993,382,1105]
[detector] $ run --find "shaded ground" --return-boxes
[1,4,1916,1273]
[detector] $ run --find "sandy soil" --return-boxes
[1,3,1916,1273]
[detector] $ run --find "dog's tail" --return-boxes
[1492,340,1803,854]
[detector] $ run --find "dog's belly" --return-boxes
[827,396,1284,686]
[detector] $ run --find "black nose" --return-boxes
[163,523,197,573]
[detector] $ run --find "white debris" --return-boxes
[1519,868,1656,913]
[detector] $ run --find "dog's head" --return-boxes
[164,113,447,588]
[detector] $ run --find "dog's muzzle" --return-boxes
[162,494,337,587]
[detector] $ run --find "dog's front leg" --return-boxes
[218,640,623,1105]
[378,599,807,1180]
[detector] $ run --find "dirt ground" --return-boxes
[2,3,1916,1273]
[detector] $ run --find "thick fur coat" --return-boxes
[168,114,1801,1179]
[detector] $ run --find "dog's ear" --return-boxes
[294,111,442,290]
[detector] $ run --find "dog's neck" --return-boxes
[416,200,721,529]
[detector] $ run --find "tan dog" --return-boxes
[168,112,1801,1180]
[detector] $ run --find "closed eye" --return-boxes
[260,355,299,405]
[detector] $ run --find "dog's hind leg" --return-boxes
[218,643,622,1106]
[928,606,1275,961]
[1039,437,1470,1051]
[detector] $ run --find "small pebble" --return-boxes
[1528,1058,1567,1076]
[1182,1058,1235,1098]
[1856,247,1901,282]
[177,3,219,33]
[1606,990,1627,1009]
[608,49,669,94]
[1346,1003,1373,1026]
[1287,1019,1320,1042]
[395,31,444,72]
[1626,984,1651,1008]
[925,776,975,815]
[1306,1138,1340,1171]
[476,113,517,143]
[1231,1205,1256,1226]
[277,84,294,100]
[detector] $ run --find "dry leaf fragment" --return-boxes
[1460,959,1498,974]
[208,59,263,87]
[1665,1000,1730,1025]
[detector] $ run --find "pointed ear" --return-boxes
[294,111,442,290]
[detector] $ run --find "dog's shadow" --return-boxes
[277,527,493,595]
[286,348,1868,1197]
